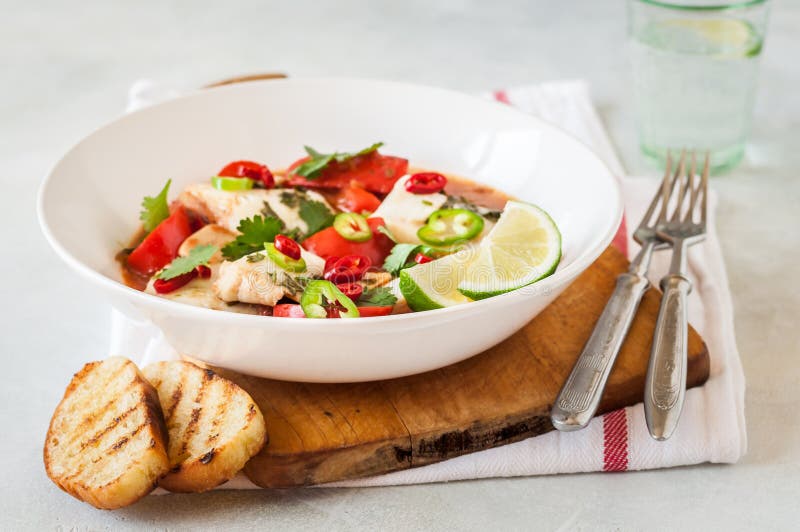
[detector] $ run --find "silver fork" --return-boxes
[551,154,682,431]
[644,151,709,440]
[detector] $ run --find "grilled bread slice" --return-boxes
[142,361,267,492]
[44,357,170,509]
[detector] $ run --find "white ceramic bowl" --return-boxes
[38,78,622,383]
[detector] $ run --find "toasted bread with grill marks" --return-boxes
[142,361,267,492]
[44,357,170,509]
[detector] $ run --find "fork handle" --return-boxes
[551,270,650,431]
[644,273,692,440]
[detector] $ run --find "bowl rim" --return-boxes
[37,76,623,328]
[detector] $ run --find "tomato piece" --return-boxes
[333,186,381,214]
[219,160,275,188]
[287,152,408,194]
[350,305,393,317]
[327,305,393,318]
[302,217,394,265]
[405,172,447,194]
[273,304,393,318]
[127,207,193,276]
[273,304,308,318]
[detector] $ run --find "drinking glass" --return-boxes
[628,0,769,173]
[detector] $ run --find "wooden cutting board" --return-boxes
[202,246,710,488]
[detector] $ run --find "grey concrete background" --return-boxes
[1,0,798,530]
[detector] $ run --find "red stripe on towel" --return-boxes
[493,90,511,104]
[603,409,629,472]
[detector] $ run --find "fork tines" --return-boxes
[657,150,709,227]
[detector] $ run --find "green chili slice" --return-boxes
[300,280,360,318]
[417,209,484,246]
[333,212,372,242]
[211,175,255,191]
[265,243,307,273]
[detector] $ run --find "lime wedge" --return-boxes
[643,18,762,58]
[398,250,474,311]
[457,201,561,300]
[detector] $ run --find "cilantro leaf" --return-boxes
[343,142,384,161]
[140,179,171,232]
[292,152,334,179]
[359,286,398,307]
[291,142,384,179]
[261,201,282,222]
[155,245,217,280]
[298,198,334,238]
[221,215,283,261]
[279,189,300,208]
[382,243,421,275]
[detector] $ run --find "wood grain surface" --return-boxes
[201,246,710,488]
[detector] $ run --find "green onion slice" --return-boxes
[265,243,307,273]
[417,209,484,246]
[300,280,360,318]
[333,212,372,242]
[211,175,255,191]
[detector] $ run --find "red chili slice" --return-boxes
[414,253,433,264]
[404,172,447,194]
[324,256,340,273]
[335,282,363,301]
[153,270,198,294]
[323,255,372,284]
[274,234,302,260]
[196,265,212,278]
[218,160,275,188]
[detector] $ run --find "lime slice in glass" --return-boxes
[642,18,762,58]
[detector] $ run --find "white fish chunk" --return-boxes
[145,265,258,314]
[385,278,411,315]
[371,175,447,244]
[177,224,237,263]
[213,248,325,306]
[178,184,333,235]
[371,175,496,244]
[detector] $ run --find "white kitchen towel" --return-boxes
[111,79,746,488]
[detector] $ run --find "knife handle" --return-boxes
[551,270,650,431]
[644,273,691,440]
